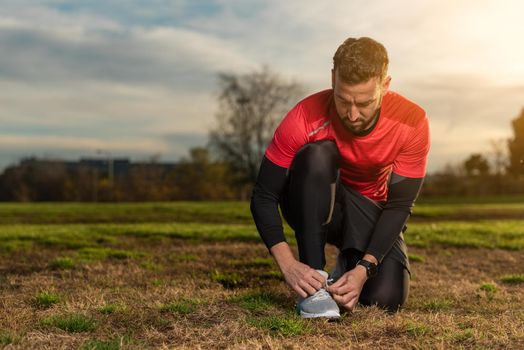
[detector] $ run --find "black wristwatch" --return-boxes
[356,259,378,278]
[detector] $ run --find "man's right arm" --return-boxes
[250,156,325,297]
[250,156,288,248]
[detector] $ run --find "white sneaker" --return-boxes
[297,270,340,319]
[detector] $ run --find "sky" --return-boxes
[0,0,523,173]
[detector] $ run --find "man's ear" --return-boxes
[382,75,392,91]
[331,69,336,89]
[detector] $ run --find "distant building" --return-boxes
[17,157,177,177]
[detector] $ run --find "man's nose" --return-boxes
[347,105,360,121]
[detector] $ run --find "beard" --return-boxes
[340,109,380,135]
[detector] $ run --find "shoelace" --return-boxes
[310,288,331,302]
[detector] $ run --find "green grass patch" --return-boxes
[405,321,429,337]
[159,298,202,315]
[49,257,76,270]
[408,253,426,263]
[260,271,284,280]
[0,223,263,249]
[0,333,12,347]
[230,292,283,313]
[2,220,523,256]
[452,328,475,343]
[0,240,33,254]
[80,339,120,350]
[2,198,524,224]
[423,298,453,311]
[140,260,163,271]
[97,303,126,315]
[32,291,60,309]
[80,335,131,350]
[479,283,498,293]
[41,313,97,333]
[405,221,524,250]
[151,279,164,286]
[413,196,524,218]
[229,257,274,268]
[248,315,310,336]
[76,247,144,261]
[211,270,245,289]
[0,202,253,225]
[37,235,93,249]
[171,253,199,262]
[500,273,524,284]
[0,225,114,254]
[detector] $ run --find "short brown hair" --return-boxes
[333,37,389,84]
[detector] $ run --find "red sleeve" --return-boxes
[265,103,309,169]
[392,115,430,178]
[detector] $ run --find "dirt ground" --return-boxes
[1,237,523,349]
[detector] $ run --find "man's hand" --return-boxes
[269,241,325,298]
[327,265,367,310]
[281,260,326,298]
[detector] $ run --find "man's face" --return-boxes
[332,70,391,134]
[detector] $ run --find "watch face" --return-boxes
[358,259,377,277]
[368,263,377,277]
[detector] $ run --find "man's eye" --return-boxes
[356,101,373,108]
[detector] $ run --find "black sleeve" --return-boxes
[250,156,288,249]
[365,173,424,263]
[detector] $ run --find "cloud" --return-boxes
[0,0,523,173]
[0,134,166,150]
[396,75,523,171]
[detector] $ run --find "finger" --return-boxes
[331,293,344,304]
[298,280,317,296]
[306,276,323,290]
[310,270,327,284]
[340,299,356,311]
[329,283,354,295]
[333,291,358,305]
[345,297,359,311]
[329,276,347,289]
[332,293,349,304]
[293,285,308,298]
[342,302,354,311]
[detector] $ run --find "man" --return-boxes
[250,37,430,318]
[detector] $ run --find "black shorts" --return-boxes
[326,183,410,273]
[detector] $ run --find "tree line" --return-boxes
[0,149,237,202]
[1,68,523,201]
[424,108,524,196]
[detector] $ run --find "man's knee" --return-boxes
[359,262,410,313]
[360,293,406,313]
[291,141,340,176]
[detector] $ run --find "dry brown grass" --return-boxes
[1,234,523,349]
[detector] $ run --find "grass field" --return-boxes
[0,199,523,349]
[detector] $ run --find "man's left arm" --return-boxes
[365,173,424,262]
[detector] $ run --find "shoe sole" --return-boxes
[299,310,341,319]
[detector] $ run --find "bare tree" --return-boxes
[490,138,508,177]
[209,67,304,193]
[490,138,508,194]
